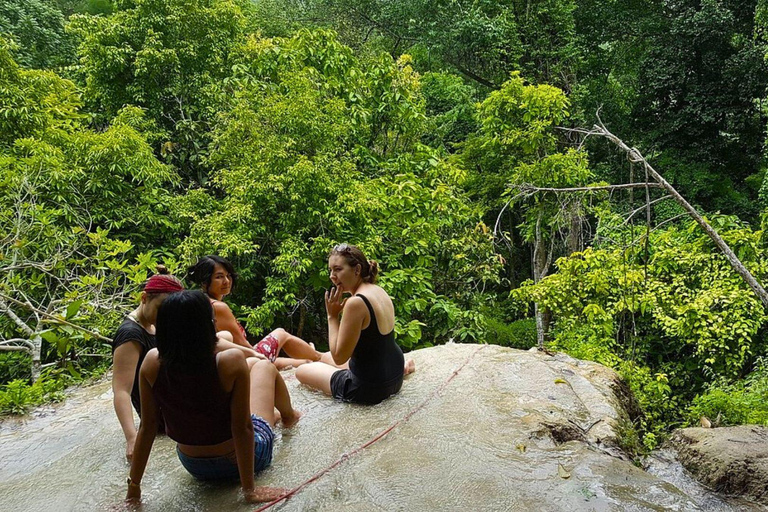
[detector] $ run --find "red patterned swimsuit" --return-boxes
[210,299,279,362]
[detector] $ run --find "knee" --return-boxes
[252,358,276,375]
[271,327,287,340]
[295,363,312,383]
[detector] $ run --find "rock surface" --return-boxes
[0,343,741,511]
[668,426,768,504]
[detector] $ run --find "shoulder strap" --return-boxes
[355,294,377,330]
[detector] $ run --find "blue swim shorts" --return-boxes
[176,415,275,481]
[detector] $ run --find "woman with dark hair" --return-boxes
[111,266,184,462]
[188,255,321,369]
[296,244,415,404]
[125,291,300,504]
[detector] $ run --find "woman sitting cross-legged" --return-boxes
[296,244,415,405]
[188,255,321,369]
[125,290,301,504]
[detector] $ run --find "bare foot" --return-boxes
[281,409,303,428]
[404,359,416,376]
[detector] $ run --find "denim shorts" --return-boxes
[176,415,275,481]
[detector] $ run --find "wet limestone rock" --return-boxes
[0,343,704,511]
[668,426,768,504]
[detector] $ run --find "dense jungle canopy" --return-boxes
[2,0,768,453]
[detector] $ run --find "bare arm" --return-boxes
[215,338,265,360]
[221,350,287,503]
[126,350,160,502]
[112,341,141,461]
[212,301,250,348]
[222,350,256,493]
[326,290,366,365]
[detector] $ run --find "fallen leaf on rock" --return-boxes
[558,464,571,479]
[516,444,526,453]
[554,378,567,384]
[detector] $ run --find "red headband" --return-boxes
[144,275,184,294]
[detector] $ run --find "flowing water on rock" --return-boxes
[1,344,763,511]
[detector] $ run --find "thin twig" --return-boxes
[0,292,113,342]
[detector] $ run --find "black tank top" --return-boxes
[348,294,404,386]
[152,358,232,446]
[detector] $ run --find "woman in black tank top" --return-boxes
[296,244,415,404]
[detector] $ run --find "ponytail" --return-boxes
[365,260,378,284]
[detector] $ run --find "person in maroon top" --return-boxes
[126,291,301,504]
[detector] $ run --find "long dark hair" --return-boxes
[187,255,238,294]
[156,291,217,371]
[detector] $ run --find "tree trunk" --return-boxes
[567,199,583,255]
[297,301,306,339]
[533,214,551,349]
[30,334,43,382]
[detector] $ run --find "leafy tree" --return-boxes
[512,216,768,442]
[69,0,254,183]
[459,72,594,344]
[574,0,768,218]
[0,0,76,69]
[176,30,500,347]
[0,42,177,379]
[272,0,579,90]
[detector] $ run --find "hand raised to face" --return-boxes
[325,285,346,319]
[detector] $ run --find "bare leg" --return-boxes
[295,362,341,396]
[249,360,301,428]
[320,351,349,369]
[269,328,321,362]
[273,357,313,370]
[404,358,416,375]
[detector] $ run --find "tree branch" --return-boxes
[584,123,768,309]
[512,183,664,194]
[0,297,35,338]
[0,292,113,342]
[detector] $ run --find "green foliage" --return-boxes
[286,0,579,90]
[70,0,254,183]
[513,216,768,436]
[0,374,67,415]
[0,0,76,69]
[176,29,500,347]
[575,0,768,218]
[0,352,32,384]
[420,72,477,149]
[688,357,768,426]
[0,44,178,395]
[484,317,537,349]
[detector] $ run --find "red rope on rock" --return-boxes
[253,344,487,512]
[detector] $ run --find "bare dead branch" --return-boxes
[0,338,34,350]
[0,292,113,343]
[587,123,768,309]
[0,345,30,352]
[620,195,673,226]
[512,183,664,194]
[0,297,35,338]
